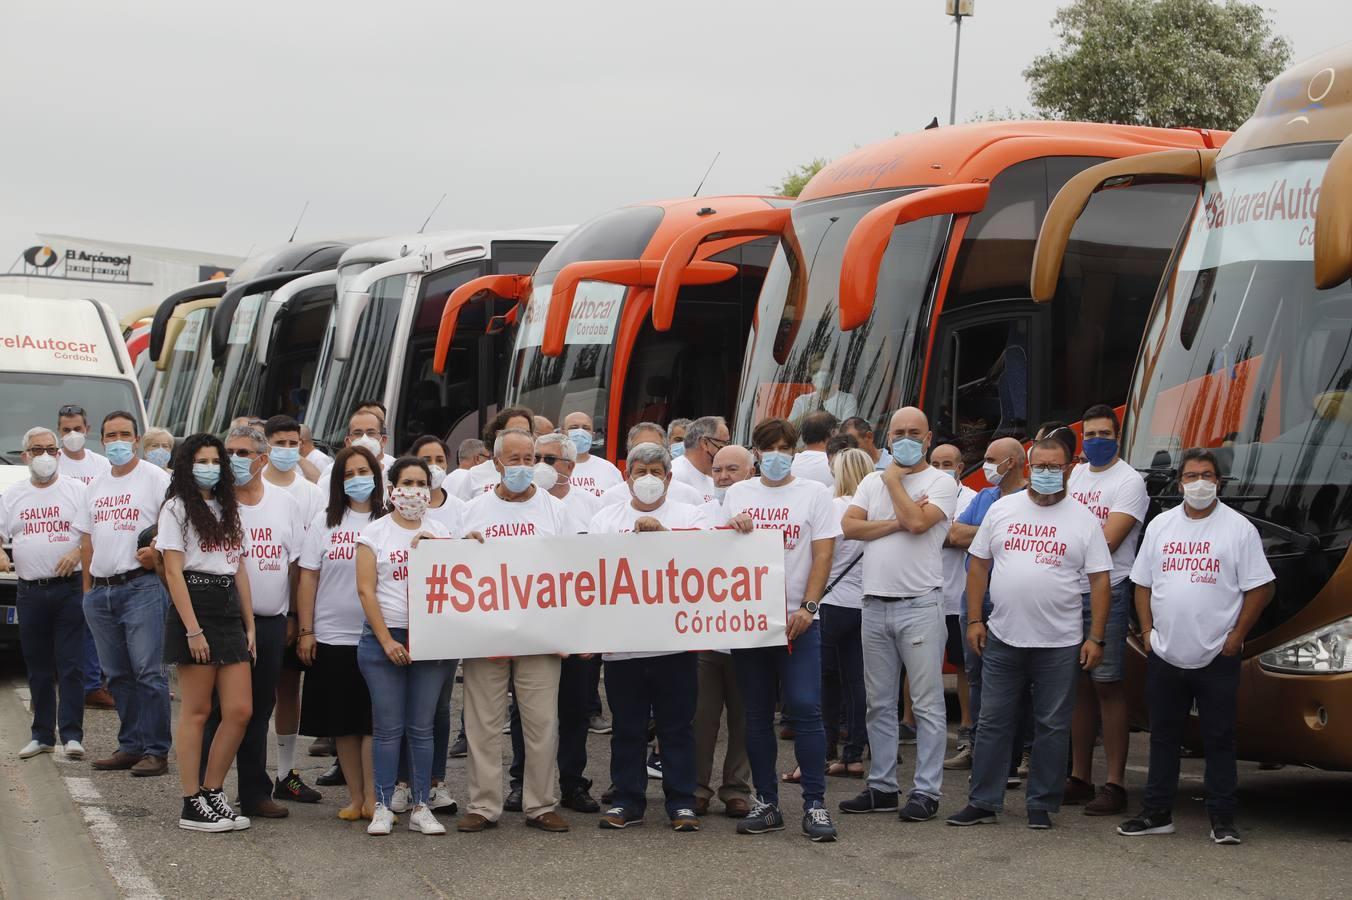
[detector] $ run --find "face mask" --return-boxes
[270,445,300,472]
[501,465,534,493]
[567,429,593,456]
[983,461,1006,486]
[632,474,666,505]
[1030,468,1065,496]
[105,440,135,466]
[760,451,793,481]
[669,441,686,459]
[29,454,57,480]
[192,463,221,489]
[946,468,961,481]
[352,435,382,458]
[344,475,375,501]
[230,455,256,486]
[1182,479,1218,510]
[427,464,447,491]
[390,485,430,520]
[532,462,559,491]
[891,437,923,467]
[146,447,172,468]
[713,485,728,502]
[61,430,86,452]
[1082,437,1118,467]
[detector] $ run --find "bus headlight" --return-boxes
[1257,616,1352,674]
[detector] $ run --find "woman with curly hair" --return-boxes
[157,432,256,833]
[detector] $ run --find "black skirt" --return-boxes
[164,576,250,666]
[299,642,372,737]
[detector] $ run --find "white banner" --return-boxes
[406,530,787,659]
[517,280,626,349]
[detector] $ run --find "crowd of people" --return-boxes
[3,398,1274,845]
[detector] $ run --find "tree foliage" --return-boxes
[1024,0,1291,131]
[774,157,828,198]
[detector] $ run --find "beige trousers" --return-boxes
[693,650,752,803]
[463,654,561,820]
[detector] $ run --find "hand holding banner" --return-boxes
[407,530,787,659]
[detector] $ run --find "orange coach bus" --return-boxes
[433,197,787,463]
[1029,46,1352,769]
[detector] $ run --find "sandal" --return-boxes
[780,766,802,784]
[826,760,866,778]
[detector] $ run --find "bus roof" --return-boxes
[1222,41,1352,160]
[799,120,1226,202]
[339,226,574,269]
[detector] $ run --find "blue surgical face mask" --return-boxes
[105,440,135,466]
[669,441,686,459]
[501,465,535,493]
[146,447,172,469]
[1030,467,1065,496]
[891,437,924,467]
[192,463,220,489]
[567,428,593,456]
[269,445,300,472]
[344,475,375,501]
[1081,437,1118,467]
[760,451,793,481]
[230,455,256,486]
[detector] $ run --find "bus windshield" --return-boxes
[733,189,949,438]
[0,373,141,461]
[149,307,212,436]
[1124,141,1352,562]
[196,290,270,434]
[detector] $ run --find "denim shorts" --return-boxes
[1081,579,1132,683]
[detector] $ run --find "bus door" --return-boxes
[258,280,337,421]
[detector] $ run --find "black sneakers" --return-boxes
[315,761,345,786]
[1209,813,1242,845]
[504,784,524,813]
[561,781,600,814]
[945,804,998,826]
[179,792,236,833]
[838,787,900,814]
[1026,809,1052,830]
[1118,808,1175,836]
[802,803,838,842]
[202,788,251,830]
[898,793,940,822]
[274,770,321,803]
[737,799,786,834]
[598,806,644,829]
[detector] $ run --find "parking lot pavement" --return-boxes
[3,673,1349,900]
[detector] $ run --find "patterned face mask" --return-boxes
[389,486,430,520]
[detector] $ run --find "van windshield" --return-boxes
[0,373,141,461]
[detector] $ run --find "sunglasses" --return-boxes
[26,446,60,456]
[58,405,85,417]
[539,455,564,466]
[227,448,257,458]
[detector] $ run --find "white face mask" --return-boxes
[632,474,666,505]
[427,464,447,491]
[1182,479,1218,510]
[533,462,560,491]
[352,435,382,458]
[61,430,85,452]
[983,461,1005,486]
[29,453,58,480]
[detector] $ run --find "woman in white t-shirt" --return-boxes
[296,446,383,822]
[820,449,871,779]
[355,457,455,837]
[157,433,255,834]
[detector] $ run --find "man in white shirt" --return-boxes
[444,438,489,500]
[1118,449,1273,846]
[666,419,690,462]
[599,423,704,508]
[75,411,172,776]
[562,411,623,498]
[536,433,599,531]
[456,406,535,501]
[840,407,958,822]
[671,416,726,504]
[791,411,837,488]
[842,417,891,471]
[947,437,1111,830]
[298,423,331,472]
[1066,405,1152,815]
[930,443,978,769]
[263,416,326,527]
[788,351,858,424]
[317,409,397,486]
[2,427,87,760]
[457,427,572,835]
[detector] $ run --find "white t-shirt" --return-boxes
[238,484,302,617]
[157,497,244,576]
[849,467,958,598]
[556,488,601,534]
[672,455,717,503]
[299,508,371,646]
[305,448,332,469]
[462,486,572,541]
[1130,503,1274,669]
[443,468,471,499]
[822,495,864,610]
[570,455,623,497]
[75,461,171,577]
[942,484,978,615]
[969,492,1113,648]
[600,478,704,508]
[457,459,500,500]
[791,450,834,489]
[356,514,451,630]
[789,390,858,423]
[700,497,730,527]
[723,476,841,615]
[1068,458,1150,590]
[424,492,468,537]
[271,472,325,532]
[57,450,111,486]
[0,476,88,580]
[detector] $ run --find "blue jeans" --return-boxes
[358,627,453,807]
[17,579,86,745]
[83,574,171,758]
[604,653,698,817]
[83,623,103,692]
[732,622,826,810]
[819,604,866,763]
[1081,579,1132,683]
[959,593,995,739]
[399,657,459,785]
[968,635,1080,813]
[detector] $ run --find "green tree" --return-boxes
[774,157,828,198]
[1024,0,1291,131]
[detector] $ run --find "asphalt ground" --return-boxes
[1,665,1349,900]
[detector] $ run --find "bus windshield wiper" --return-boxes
[1151,493,1321,552]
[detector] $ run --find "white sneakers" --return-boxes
[389,784,412,813]
[18,740,54,759]
[427,784,458,814]
[409,804,446,835]
[367,803,396,836]
[64,740,85,760]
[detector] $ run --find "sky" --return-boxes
[1,0,1347,266]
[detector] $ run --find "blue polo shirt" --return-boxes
[959,485,1025,572]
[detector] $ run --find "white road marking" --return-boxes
[79,805,164,900]
[63,775,102,804]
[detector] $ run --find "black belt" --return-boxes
[90,569,153,588]
[18,573,80,588]
[871,590,940,603]
[185,572,234,589]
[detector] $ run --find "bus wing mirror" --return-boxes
[149,278,228,362]
[651,209,792,333]
[334,254,427,362]
[210,269,311,360]
[1031,148,1218,302]
[433,274,532,374]
[255,270,337,366]
[542,259,737,357]
[1315,133,1352,290]
[838,184,989,332]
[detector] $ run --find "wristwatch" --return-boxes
[801,600,820,616]
[1089,635,1106,647]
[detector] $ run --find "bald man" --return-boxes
[929,444,979,768]
[701,444,754,527]
[839,408,958,821]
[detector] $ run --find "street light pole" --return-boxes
[945,1,974,125]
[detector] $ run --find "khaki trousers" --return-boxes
[464,654,561,820]
[693,650,752,803]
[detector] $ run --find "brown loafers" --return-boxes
[526,811,570,833]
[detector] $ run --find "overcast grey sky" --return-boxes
[1,0,1346,265]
